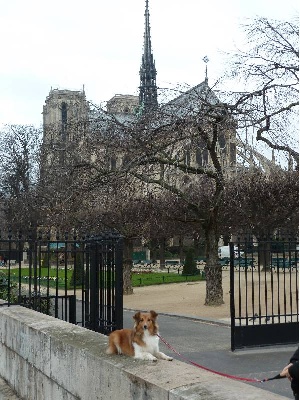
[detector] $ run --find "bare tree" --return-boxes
[226,17,299,168]
[221,168,299,238]
[0,125,42,234]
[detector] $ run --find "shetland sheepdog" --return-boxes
[106,310,173,361]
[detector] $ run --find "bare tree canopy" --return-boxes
[0,125,42,232]
[226,17,299,168]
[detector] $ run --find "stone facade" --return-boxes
[107,94,139,115]
[43,88,89,144]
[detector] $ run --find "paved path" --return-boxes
[124,309,295,399]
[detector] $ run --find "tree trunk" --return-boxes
[149,238,159,262]
[179,235,184,264]
[159,238,166,270]
[204,263,224,305]
[193,232,200,258]
[123,237,133,295]
[204,220,224,306]
[258,238,271,272]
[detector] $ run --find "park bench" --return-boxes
[140,260,153,266]
[290,257,298,266]
[165,260,180,266]
[234,258,256,269]
[132,259,153,266]
[219,257,230,268]
[271,258,295,271]
[196,257,206,263]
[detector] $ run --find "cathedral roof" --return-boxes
[163,80,219,112]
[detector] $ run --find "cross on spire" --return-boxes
[203,56,209,84]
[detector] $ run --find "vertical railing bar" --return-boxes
[270,246,274,323]
[64,234,68,322]
[99,239,104,331]
[115,235,123,331]
[283,241,287,323]
[264,239,268,325]
[288,239,293,321]
[250,239,256,324]
[18,233,23,304]
[84,246,90,328]
[7,232,12,305]
[257,238,262,323]
[229,242,236,351]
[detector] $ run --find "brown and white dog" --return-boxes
[106,310,173,361]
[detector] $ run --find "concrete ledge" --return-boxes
[0,376,20,400]
[0,306,289,400]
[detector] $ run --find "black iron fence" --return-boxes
[229,238,299,350]
[0,232,123,334]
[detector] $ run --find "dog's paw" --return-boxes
[157,352,173,361]
[135,353,158,361]
[145,354,158,362]
[147,354,158,362]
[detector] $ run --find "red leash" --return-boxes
[157,333,261,383]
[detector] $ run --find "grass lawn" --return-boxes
[132,272,204,286]
[2,268,205,289]
[5,267,70,289]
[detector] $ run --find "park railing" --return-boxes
[229,237,299,350]
[0,231,123,334]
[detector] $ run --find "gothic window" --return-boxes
[230,143,236,164]
[122,155,130,167]
[185,150,191,166]
[61,102,67,123]
[202,148,208,165]
[218,133,226,149]
[196,148,208,166]
[196,149,202,166]
[111,157,116,170]
[61,102,67,140]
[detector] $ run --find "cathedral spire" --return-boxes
[139,0,158,111]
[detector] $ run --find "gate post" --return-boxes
[229,242,236,351]
[114,236,123,330]
[89,240,99,332]
[69,295,77,325]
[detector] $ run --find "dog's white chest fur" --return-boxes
[143,330,159,351]
[133,330,172,361]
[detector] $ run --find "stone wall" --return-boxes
[0,306,289,400]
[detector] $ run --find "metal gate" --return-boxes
[0,232,123,334]
[229,238,299,350]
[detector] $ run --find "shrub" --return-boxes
[182,248,198,275]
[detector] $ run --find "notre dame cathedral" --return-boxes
[42,0,239,176]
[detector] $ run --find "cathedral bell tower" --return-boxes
[139,0,158,111]
[42,88,89,169]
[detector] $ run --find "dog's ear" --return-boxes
[133,311,141,321]
[150,310,157,319]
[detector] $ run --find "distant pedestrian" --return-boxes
[280,348,299,400]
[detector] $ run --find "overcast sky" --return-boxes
[0,0,298,127]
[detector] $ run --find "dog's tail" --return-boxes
[106,331,121,355]
[106,345,116,355]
